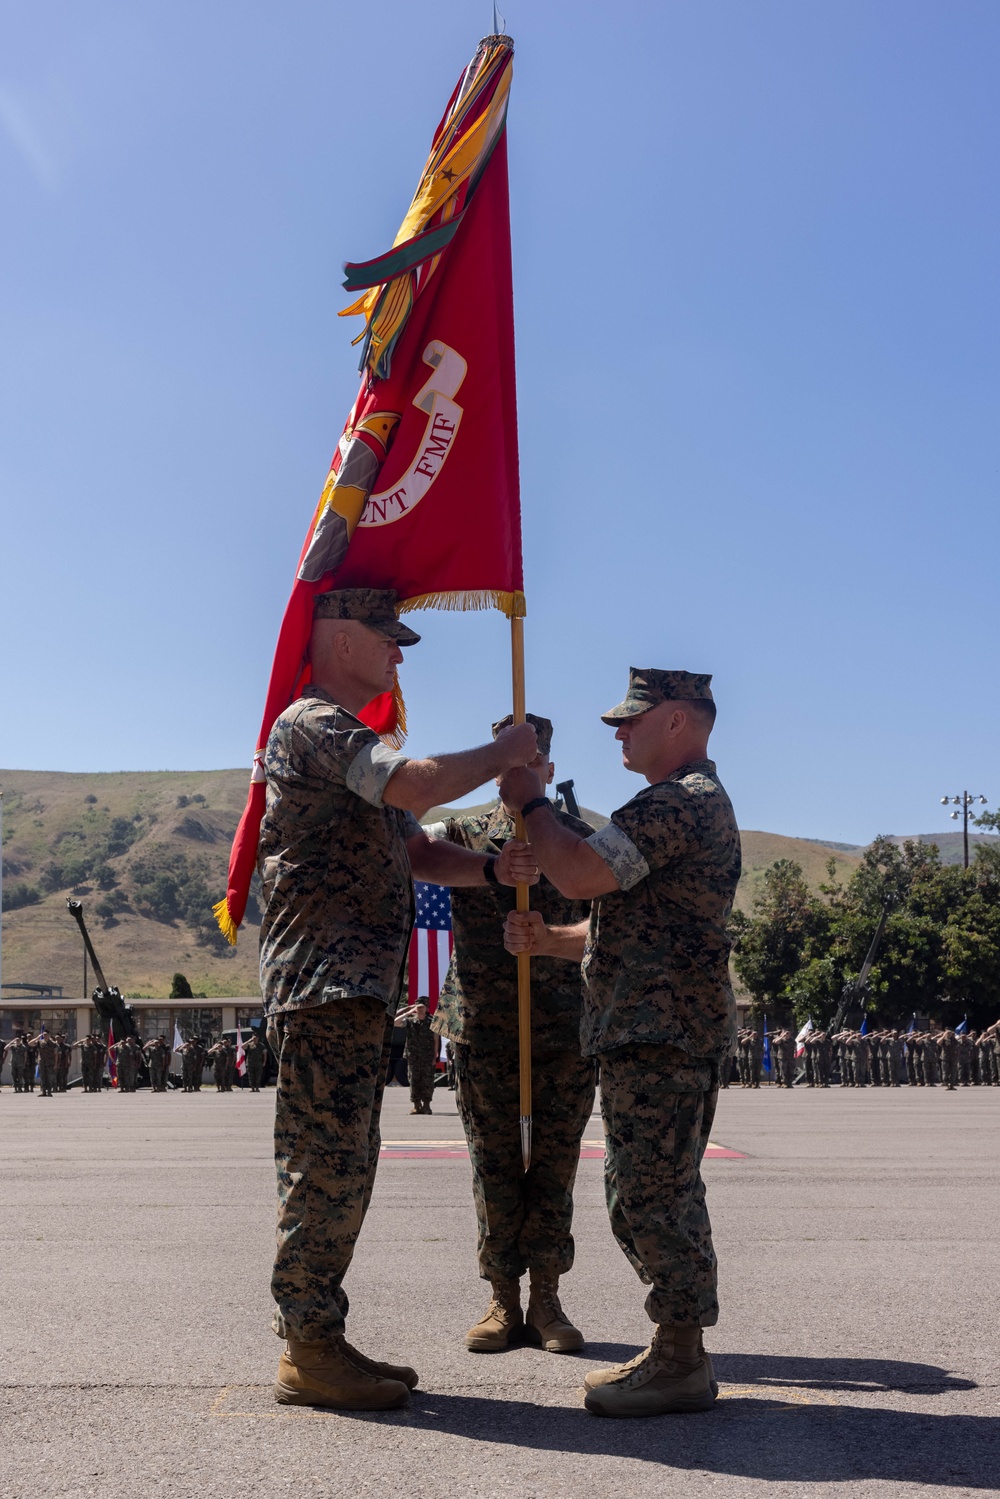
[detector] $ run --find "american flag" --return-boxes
[408,882,454,1012]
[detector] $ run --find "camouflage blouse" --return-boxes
[430,800,592,1054]
[257,687,419,1015]
[581,759,741,1060]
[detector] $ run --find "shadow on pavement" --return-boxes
[711,1352,977,1394]
[329,1357,995,1489]
[552,1341,644,1363]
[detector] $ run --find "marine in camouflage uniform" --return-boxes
[921,1032,939,1087]
[206,1040,231,1092]
[114,1035,143,1092]
[177,1037,198,1091]
[257,587,541,1413]
[55,1034,71,1092]
[143,1036,170,1091]
[5,1037,29,1092]
[937,1029,959,1090]
[23,1033,36,1091]
[400,1004,437,1114]
[503,668,740,1419]
[883,1030,903,1086]
[430,713,596,1354]
[243,1032,266,1091]
[36,1032,60,1097]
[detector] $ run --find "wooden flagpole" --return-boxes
[510,614,532,1170]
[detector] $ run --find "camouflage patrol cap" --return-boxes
[313,588,421,646]
[491,712,553,755]
[600,668,713,724]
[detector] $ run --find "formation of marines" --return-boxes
[2,1029,272,1093]
[3,1031,73,1096]
[729,1021,1000,1088]
[256,586,739,1420]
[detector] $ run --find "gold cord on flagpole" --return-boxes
[510,614,532,1171]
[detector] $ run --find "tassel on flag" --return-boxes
[215,32,522,946]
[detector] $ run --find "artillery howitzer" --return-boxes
[828,901,893,1041]
[66,898,140,1046]
[555,779,581,819]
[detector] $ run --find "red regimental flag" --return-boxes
[216,34,521,943]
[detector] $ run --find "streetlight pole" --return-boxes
[940,792,988,870]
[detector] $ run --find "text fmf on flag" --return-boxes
[407,882,454,1013]
[216,32,522,945]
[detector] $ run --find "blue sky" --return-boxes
[2,1,997,844]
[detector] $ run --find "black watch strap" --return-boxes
[521,796,552,819]
[483,855,500,887]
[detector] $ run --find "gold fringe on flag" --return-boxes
[212,897,239,948]
[399,589,526,619]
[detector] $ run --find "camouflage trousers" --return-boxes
[408,1059,436,1111]
[600,1043,720,1328]
[246,1058,264,1091]
[267,996,393,1342]
[453,1043,596,1283]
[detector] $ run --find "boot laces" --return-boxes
[614,1328,697,1388]
[532,1282,563,1321]
[486,1296,516,1324]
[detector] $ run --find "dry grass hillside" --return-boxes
[1,768,259,999]
[2,768,862,998]
[736,831,862,912]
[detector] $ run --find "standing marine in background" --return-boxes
[397,1002,437,1115]
[244,1031,266,1091]
[430,713,595,1356]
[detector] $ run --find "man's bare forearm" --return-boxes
[539,919,589,961]
[384,744,505,817]
[409,837,489,887]
[520,807,619,899]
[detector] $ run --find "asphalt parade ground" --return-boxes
[1,1084,997,1499]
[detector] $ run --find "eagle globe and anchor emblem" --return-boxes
[297,340,467,582]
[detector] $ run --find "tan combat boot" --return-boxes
[465,1276,523,1351]
[275,1336,410,1410]
[583,1325,717,1417]
[342,1339,419,1390]
[524,1272,584,1352]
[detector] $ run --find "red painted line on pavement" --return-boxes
[380,1141,746,1160]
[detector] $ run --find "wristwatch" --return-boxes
[521,796,551,819]
[483,855,501,887]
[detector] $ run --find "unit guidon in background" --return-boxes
[407,882,454,1013]
[215,32,522,945]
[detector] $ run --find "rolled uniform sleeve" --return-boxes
[585,823,650,891]
[586,790,697,891]
[345,741,409,807]
[287,711,407,807]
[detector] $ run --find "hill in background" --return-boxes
[884,831,998,866]
[2,768,986,999]
[1,768,259,1000]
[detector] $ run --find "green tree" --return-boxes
[170,972,194,999]
[731,860,831,1015]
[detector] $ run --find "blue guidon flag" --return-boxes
[408,882,454,1013]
